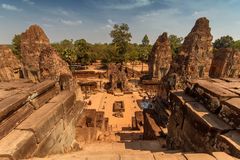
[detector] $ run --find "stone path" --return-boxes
[30,141,238,160]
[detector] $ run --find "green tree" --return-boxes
[125,44,139,76]
[232,40,240,51]
[11,34,21,59]
[168,35,183,56]
[61,48,77,64]
[213,35,234,49]
[74,39,92,65]
[52,39,76,64]
[139,34,151,72]
[110,23,132,63]
[142,34,150,46]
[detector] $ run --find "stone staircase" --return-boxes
[167,78,240,158]
[30,141,238,160]
[0,79,84,159]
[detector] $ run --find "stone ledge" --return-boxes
[153,152,187,160]
[212,152,236,160]
[16,101,64,143]
[0,93,29,122]
[185,101,232,132]
[33,119,64,157]
[0,130,37,159]
[219,98,240,129]
[49,91,76,115]
[216,131,240,158]
[170,90,196,106]
[27,80,56,99]
[184,153,216,160]
[30,86,58,110]
[0,103,33,140]
[195,80,238,99]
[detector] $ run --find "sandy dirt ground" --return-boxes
[86,91,143,131]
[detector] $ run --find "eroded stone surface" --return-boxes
[39,46,72,81]
[210,48,240,78]
[167,79,240,158]
[17,101,63,143]
[158,17,213,100]
[0,130,37,159]
[216,131,240,158]
[219,98,240,128]
[21,25,49,81]
[0,45,22,82]
[148,32,172,79]
[20,25,72,82]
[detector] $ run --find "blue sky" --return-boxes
[0,0,240,44]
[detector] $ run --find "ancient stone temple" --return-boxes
[148,32,172,79]
[210,48,240,78]
[21,25,49,81]
[180,17,213,79]
[20,25,72,82]
[0,45,22,81]
[108,63,128,92]
[39,46,72,81]
[161,17,213,93]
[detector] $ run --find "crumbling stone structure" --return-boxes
[148,32,172,79]
[180,17,213,79]
[109,63,128,92]
[167,78,240,158]
[39,46,72,81]
[21,25,49,81]
[0,45,22,81]
[209,48,240,78]
[158,17,213,99]
[75,109,109,143]
[20,25,72,82]
[0,80,83,159]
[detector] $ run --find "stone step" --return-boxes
[0,103,33,140]
[0,130,37,159]
[194,80,238,99]
[27,80,56,98]
[219,98,240,129]
[216,131,240,158]
[0,80,57,141]
[16,101,64,143]
[80,140,166,153]
[0,92,29,122]
[185,101,232,132]
[168,90,238,153]
[29,151,238,160]
[187,79,239,113]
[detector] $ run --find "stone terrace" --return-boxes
[0,80,83,159]
[168,78,240,158]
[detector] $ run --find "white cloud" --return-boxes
[57,8,69,16]
[1,3,22,11]
[102,19,117,30]
[107,19,115,25]
[137,8,181,21]
[193,10,209,17]
[105,24,112,29]
[43,23,53,28]
[23,0,35,5]
[106,0,154,10]
[60,19,82,26]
